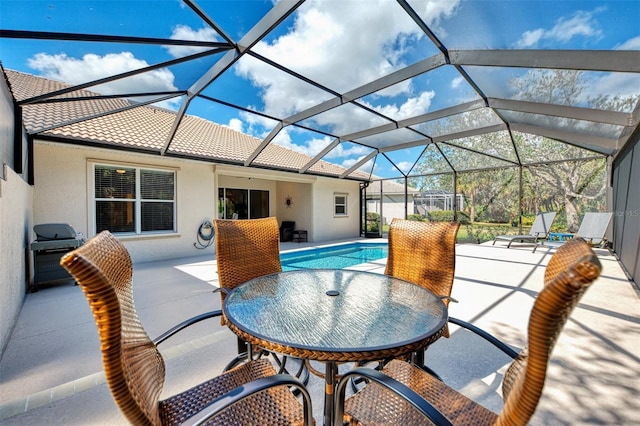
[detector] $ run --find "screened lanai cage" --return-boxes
[1,0,638,245]
[363,130,609,243]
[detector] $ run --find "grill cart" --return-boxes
[30,223,84,292]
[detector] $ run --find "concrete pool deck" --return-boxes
[1,238,638,424]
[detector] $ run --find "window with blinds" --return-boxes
[334,193,348,216]
[94,164,175,234]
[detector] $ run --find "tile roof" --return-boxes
[5,69,368,180]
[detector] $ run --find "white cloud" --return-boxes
[616,35,640,50]
[226,118,244,132]
[517,29,544,48]
[238,109,279,139]
[325,141,372,160]
[341,157,360,169]
[515,9,603,48]
[266,128,335,158]
[450,76,465,89]
[164,25,220,58]
[396,161,415,173]
[298,135,334,157]
[589,73,640,100]
[368,91,435,120]
[27,52,179,109]
[235,0,459,135]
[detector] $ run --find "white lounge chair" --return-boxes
[533,212,613,252]
[493,212,557,248]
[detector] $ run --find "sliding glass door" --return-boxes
[218,188,269,219]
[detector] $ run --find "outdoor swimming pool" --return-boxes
[281,242,388,271]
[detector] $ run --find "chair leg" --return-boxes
[412,349,425,368]
[236,336,247,354]
[223,352,248,371]
[350,360,385,393]
[225,340,311,392]
[412,349,443,381]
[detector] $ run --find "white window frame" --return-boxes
[92,162,177,235]
[334,193,348,217]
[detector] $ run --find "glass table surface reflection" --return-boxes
[223,269,447,426]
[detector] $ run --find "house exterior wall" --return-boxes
[33,141,217,263]
[0,73,33,357]
[33,142,362,264]
[312,179,361,241]
[366,194,415,226]
[276,180,313,239]
[0,168,33,357]
[383,194,414,225]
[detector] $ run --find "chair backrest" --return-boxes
[497,238,601,425]
[60,231,164,425]
[529,212,557,237]
[214,217,282,323]
[575,212,613,244]
[384,219,460,337]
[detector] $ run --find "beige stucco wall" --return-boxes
[33,141,217,263]
[0,167,33,356]
[33,143,363,263]
[276,180,313,239]
[0,70,33,357]
[215,165,360,243]
[382,195,414,225]
[312,179,361,241]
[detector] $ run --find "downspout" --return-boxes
[360,182,368,237]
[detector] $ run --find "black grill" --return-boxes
[30,223,84,292]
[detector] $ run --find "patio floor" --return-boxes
[1,239,638,425]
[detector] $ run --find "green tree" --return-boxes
[509,69,631,229]
[409,69,634,230]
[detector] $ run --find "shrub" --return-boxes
[427,210,455,222]
[521,215,535,226]
[366,212,380,232]
[458,223,513,244]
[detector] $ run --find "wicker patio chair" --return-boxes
[60,230,313,426]
[380,219,460,373]
[214,217,282,323]
[214,217,308,380]
[385,219,461,338]
[335,238,601,425]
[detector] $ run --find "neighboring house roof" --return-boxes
[365,179,419,195]
[5,69,369,181]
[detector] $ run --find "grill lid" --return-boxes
[34,223,77,241]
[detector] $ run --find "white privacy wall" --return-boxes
[0,73,33,357]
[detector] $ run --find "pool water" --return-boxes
[281,242,388,271]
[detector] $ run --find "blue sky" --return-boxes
[1,0,639,178]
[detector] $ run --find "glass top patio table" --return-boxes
[223,269,448,426]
